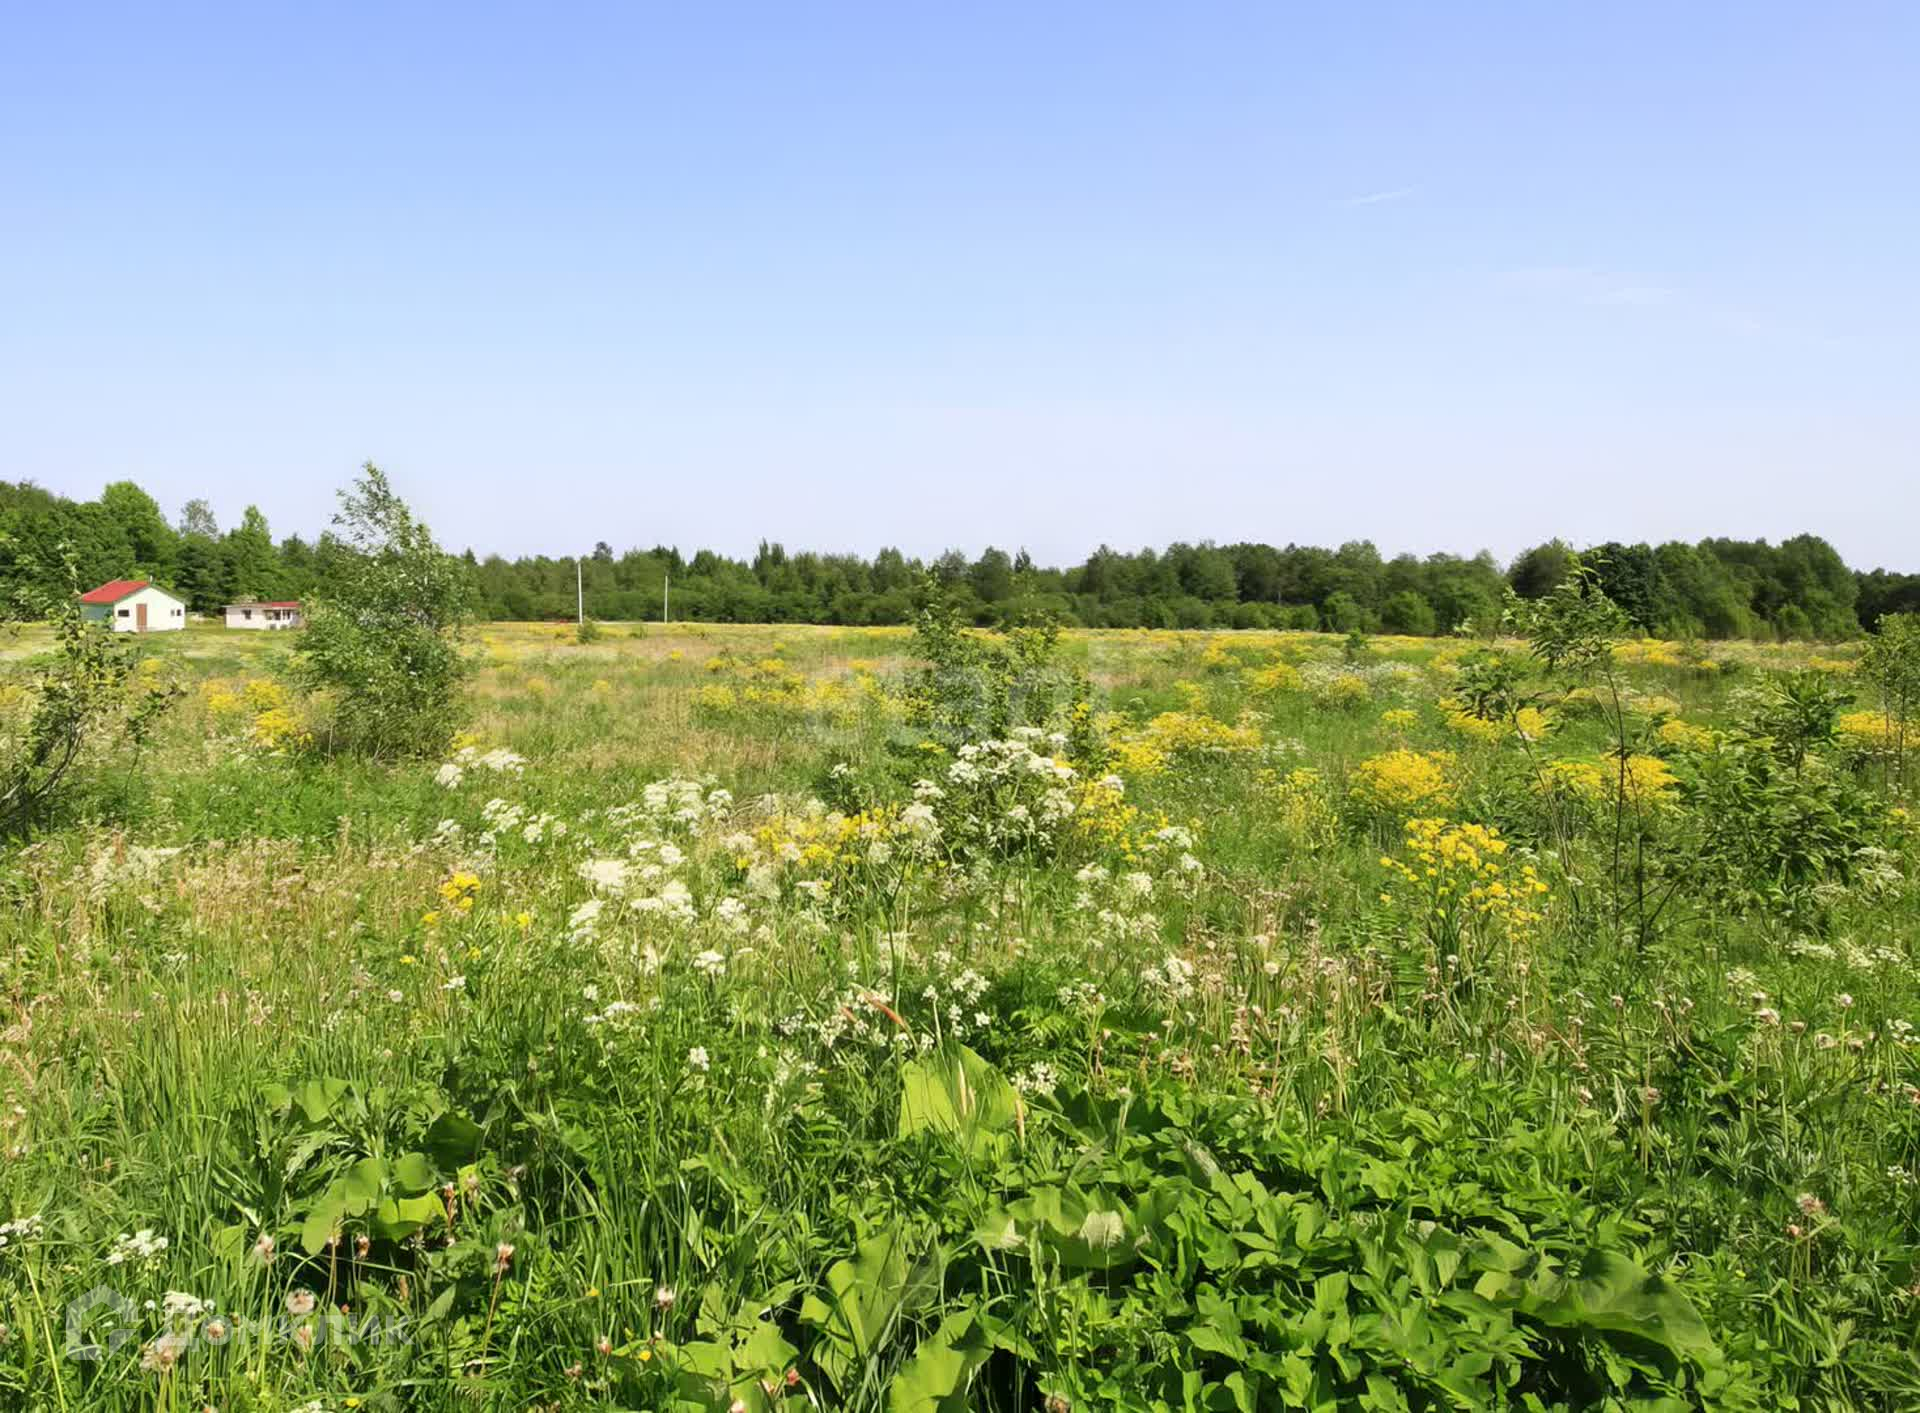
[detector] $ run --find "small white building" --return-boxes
[225,600,303,630]
[79,580,187,632]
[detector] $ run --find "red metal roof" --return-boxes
[79,579,150,604]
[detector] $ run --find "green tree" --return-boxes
[970,547,1014,604]
[176,497,220,539]
[98,480,179,580]
[1509,540,1575,599]
[1380,589,1438,636]
[291,464,471,758]
[1321,590,1366,633]
[225,505,279,599]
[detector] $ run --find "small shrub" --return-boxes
[290,464,471,759]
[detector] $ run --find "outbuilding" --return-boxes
[224,600,303,630]
[79,579,187,632]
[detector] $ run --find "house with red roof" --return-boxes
[79,579,187,632]
[224,600,304,630]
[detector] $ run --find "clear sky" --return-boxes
[4,3,1916,569]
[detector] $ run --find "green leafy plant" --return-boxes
[0,545,179,833]
[291,463,472,758]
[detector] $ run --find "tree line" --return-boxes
[4,477,1917,638]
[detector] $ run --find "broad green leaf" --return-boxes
[888,1310,991,1413]
[392,1151,435,1193]
[898,1044,1017,1161]
[423,1110,483,1167]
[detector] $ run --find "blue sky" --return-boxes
[3,3,1916,568]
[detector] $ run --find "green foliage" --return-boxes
[0,546,179,833]
[1678,735,1882,926]
[290,464,471,758]
[0,476,1895,635]
[1508,561,1630,678]
[906,589,1087,749]
[1747,668,1851,771]
[1859,611,1920,788]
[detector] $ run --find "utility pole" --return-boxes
[663,570,670,624]
[576,557,584,626]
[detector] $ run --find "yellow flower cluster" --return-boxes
[739,805,907,887]
[1612,641,1689,669]
[1257,767,1338,851]
[203,678,311,752]
[1243,660,1303,695]
[1656,718,1715,752]
[1537,755,1680,808]
[1108,710,1262,777]
[1837,711,1908,751]
[1350,749,1457,813]
[1379,708,1419,732]
[1440,703,1551,745]
[697,655,893,723]
[437,871,481,913]
[1380,818,1548,939]
[1201,638,1265,672]
[1073,778,1179,859]
[1318,673,1373,708]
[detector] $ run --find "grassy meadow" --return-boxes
[2,618,1918,1411]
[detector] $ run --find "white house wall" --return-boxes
[107,587,187,632]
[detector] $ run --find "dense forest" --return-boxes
[4,477,1918,638]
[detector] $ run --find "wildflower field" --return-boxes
[4,614,1920,1411]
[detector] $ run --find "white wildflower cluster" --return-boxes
[578,833,699,924]
[87,844,182,899]
[479,798,566,847]
[806,979,915,1054]
[1784,936,1906,973]
[933,730,1079,853]
[602,778,733,836]
[582,991,644,1030]
[1012,1060,1059,1096]
[106,1228,170,1266]
[1143,953,1198,1004]
[1056,979,1105,1011]
[918,951,994,1040]
[1841,938,1906,971]
[579,857,633,894]
[1151,824,1205,877]
[159,1291,211,1325]
[0,1214,43,1253]
[436,745,527,789]
[1070,863,1162,949]
[1852,846,1905,900]
[763,1050,823,1114]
